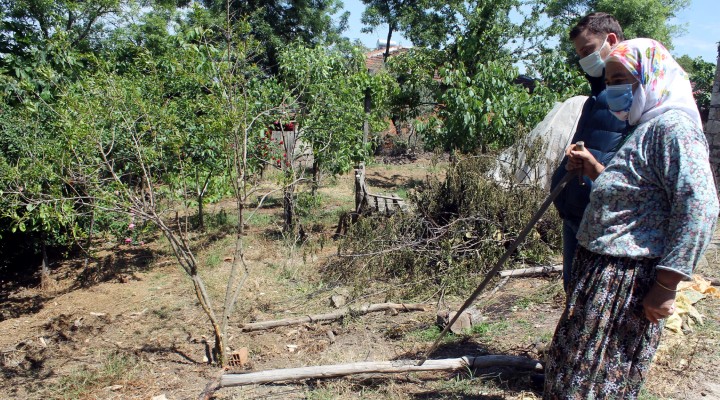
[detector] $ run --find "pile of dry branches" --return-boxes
[329,155,561,295]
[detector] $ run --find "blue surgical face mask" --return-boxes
[606,83,634,121]
[578,38,608,78]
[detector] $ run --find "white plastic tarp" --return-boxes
[491,95,588,190]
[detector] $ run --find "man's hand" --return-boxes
[565,143,604,181]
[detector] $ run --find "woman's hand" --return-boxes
[565,143,604,181]
[642,283,676,323]
[642,270,682,324]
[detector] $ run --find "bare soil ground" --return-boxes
[1,155,718,400]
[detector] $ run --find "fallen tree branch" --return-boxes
[499,264,563,278]
[240,303,427,332]
[220,355,543,387]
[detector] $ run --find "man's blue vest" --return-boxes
[550,74,631,222]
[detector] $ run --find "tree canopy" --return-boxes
[545,0,690,53]
[0,0,703,276]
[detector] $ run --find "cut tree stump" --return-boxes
[219,355,543,387]
[239,303,427,332]
[436,307,483,334]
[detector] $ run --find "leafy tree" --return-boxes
[389,0,565,153]
[428,61,525,152]
[360,0,467,52]
[0,0,122,56]
[594,0,688,47]
[276,43,393,230]
[677,54,716,122]
[544,0,689,61]
[103,4,181,71]
[451,0,545,69]
[279,44,392,175]
[1,13,285,366]
[420,47,586,153]
[0,0,129,96]
[0,97,82,285]
[199,0,349,70]
[385,47,445,148]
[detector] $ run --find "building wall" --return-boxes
[706,44,720,183]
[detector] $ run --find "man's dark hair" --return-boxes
[569,12,625,41]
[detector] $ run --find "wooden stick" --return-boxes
[239,303,427,332]
[220,355,543,387]
[499,264,563,278]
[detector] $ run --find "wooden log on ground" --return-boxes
[499,264,563,278]
[240,303,427,332]
[220,355,543,387]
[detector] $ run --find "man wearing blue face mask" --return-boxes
[550,12,630,294]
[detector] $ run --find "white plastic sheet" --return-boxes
[491,95,588,191]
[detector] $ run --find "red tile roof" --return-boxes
[364,46,408,73]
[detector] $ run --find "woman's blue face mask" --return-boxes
[606,83,634,121]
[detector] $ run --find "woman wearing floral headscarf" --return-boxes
[543,38,719,399]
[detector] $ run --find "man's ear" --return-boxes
[607,33,619,47]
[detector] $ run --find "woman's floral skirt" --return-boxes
[543,246,663,400]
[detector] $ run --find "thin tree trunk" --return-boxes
[283,182,294,233]
[160,217,226,365]
[197,193,204,231]
[354,167,366,218]
[40,239,51,290]
[311,159,320,196]
[196,168,213,231]
[83,208,95,270]
[190,272,225,365]
[383,24,395,62]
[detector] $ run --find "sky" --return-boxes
[671,0,720,63]
[340,0,409,50]
[340,0,719,63]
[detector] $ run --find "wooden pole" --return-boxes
[239,303,427,332]
[499,264,563,278]
[355,88,372,213]
[220,355,543,387]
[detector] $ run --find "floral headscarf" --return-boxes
[605,38,702,127]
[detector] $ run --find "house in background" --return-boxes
[365,40,409,75]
